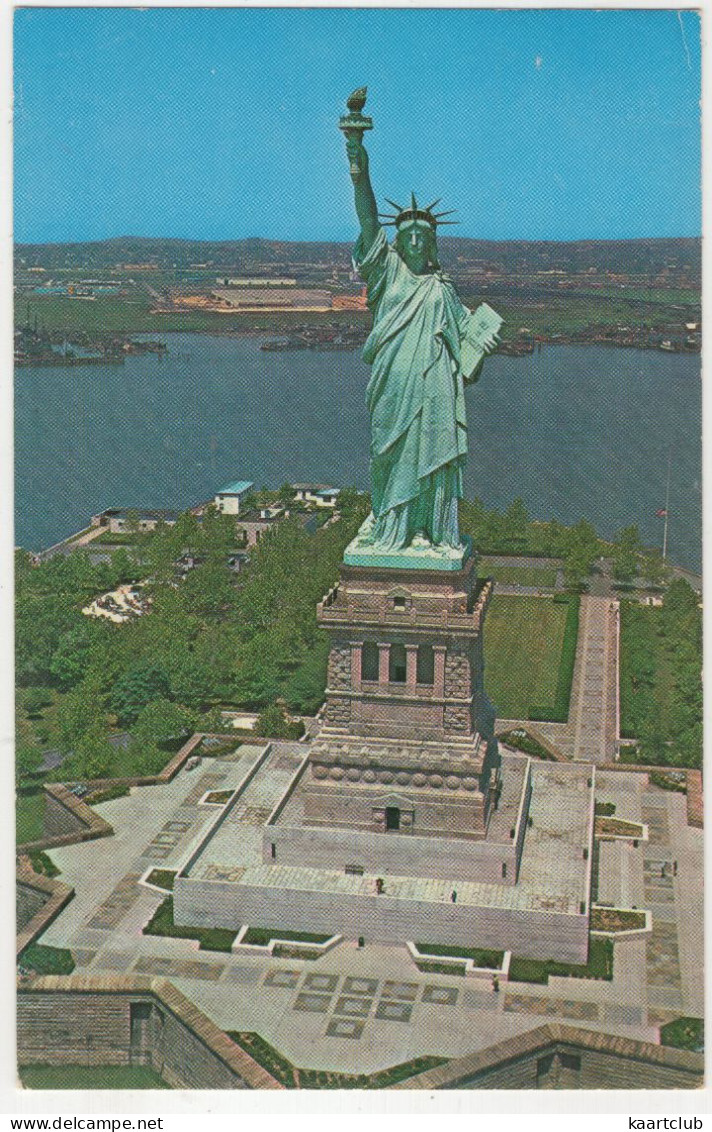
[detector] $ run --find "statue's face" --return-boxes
[395,221,437,275]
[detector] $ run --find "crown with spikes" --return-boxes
[378,192,458,230]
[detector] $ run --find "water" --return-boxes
[15,335,701,571]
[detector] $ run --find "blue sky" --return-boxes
[13,7,701,244]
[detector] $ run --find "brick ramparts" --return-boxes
[16,861,74,957]
[389,1022,703,1090]
[18,784,114,853]
[17,976,282,1089]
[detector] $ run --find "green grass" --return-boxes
[594,802,616,817]
[19,1065,170,1089]
[20,944,75,975]
[415,943,504,967]
[87,784,131,804]
[227,1031,447,1088]
[16,792,46,845]
[27,850,60,878]
[484,596,569,718]
[528,595,580,722]
[143,897,236,952]
[497,729,557,761]
[242,927,331,946]
[659,1017,704,1052]
[509,938,613,985]
[145,869,177,891]
[481,564,558,588]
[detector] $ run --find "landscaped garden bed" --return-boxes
[649,770,687,794]
[143,897,236,952]
[19,1065,170,1090]
[19,943,75,975]
[594,801,616,817]
[144,868,177,891]
[659,1017,704,1052]
[590,907,647,933]
[202,790,233,805]
[26,849,60,878]
[498,730,556,761]
[241,927,331,946]
[227,1031,447,1088]
[414,942,504,968]
[595,816,645,839]
[508,938,613,985]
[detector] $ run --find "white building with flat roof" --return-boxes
[214,480,254,515]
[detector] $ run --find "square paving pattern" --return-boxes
[422,984,459,1006]
[375,1000,413,1023]
[263,968,300,988]
[293,992,332,1013]
[334,996,373,1018]
[342,976,378,996]
[382,980,419,1001]
[325,1018,365,1039]
[303,973,340,993]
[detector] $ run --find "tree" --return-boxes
[16,736,43,788]
[255,701,304,739]
[24,687,52,717]
[640,551,669,590]
[612,525,640,584]
[110,664,171,726]
[132,699,196,746]
[73,724,115,780]
[55,684,107,754]
[501,498,529,552]
[50,625,97,689]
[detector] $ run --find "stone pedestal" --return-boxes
[308,555,499,840]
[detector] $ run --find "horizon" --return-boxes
[13,8,701,246]
[14,232,703,251]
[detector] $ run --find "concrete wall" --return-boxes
[175,876,589,961]
[263,821,518,883]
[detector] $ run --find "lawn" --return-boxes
[415,943,504,968]
[508,938,613,985]
[20,944,75,975]
[242,927,330,946]
[143,896,236,952]
[484,596,569,718]
[480,563,558,588]
[19,1065,170,1089]
[659,1017,704,1052]
[16,792,46,845]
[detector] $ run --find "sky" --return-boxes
[13,7,702,244]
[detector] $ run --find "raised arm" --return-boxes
[345,136,380,254]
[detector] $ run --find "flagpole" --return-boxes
[662,450,671,561]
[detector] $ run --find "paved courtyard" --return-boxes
[37,743,703,1075]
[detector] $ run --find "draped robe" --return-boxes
[355,227,492,550]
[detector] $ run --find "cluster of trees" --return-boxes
[619,579,702,768]
[459,498,669,591]
[16,492,368,783]
[16,488,694,785]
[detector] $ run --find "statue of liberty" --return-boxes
[340,90,502,568]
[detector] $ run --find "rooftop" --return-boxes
[216,481,253,496]
[185,753,593,917]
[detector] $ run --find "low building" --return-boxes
[214,480,254,516]
[292,483,340,507]
[91,508,179,534]
[212,287,332,311]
